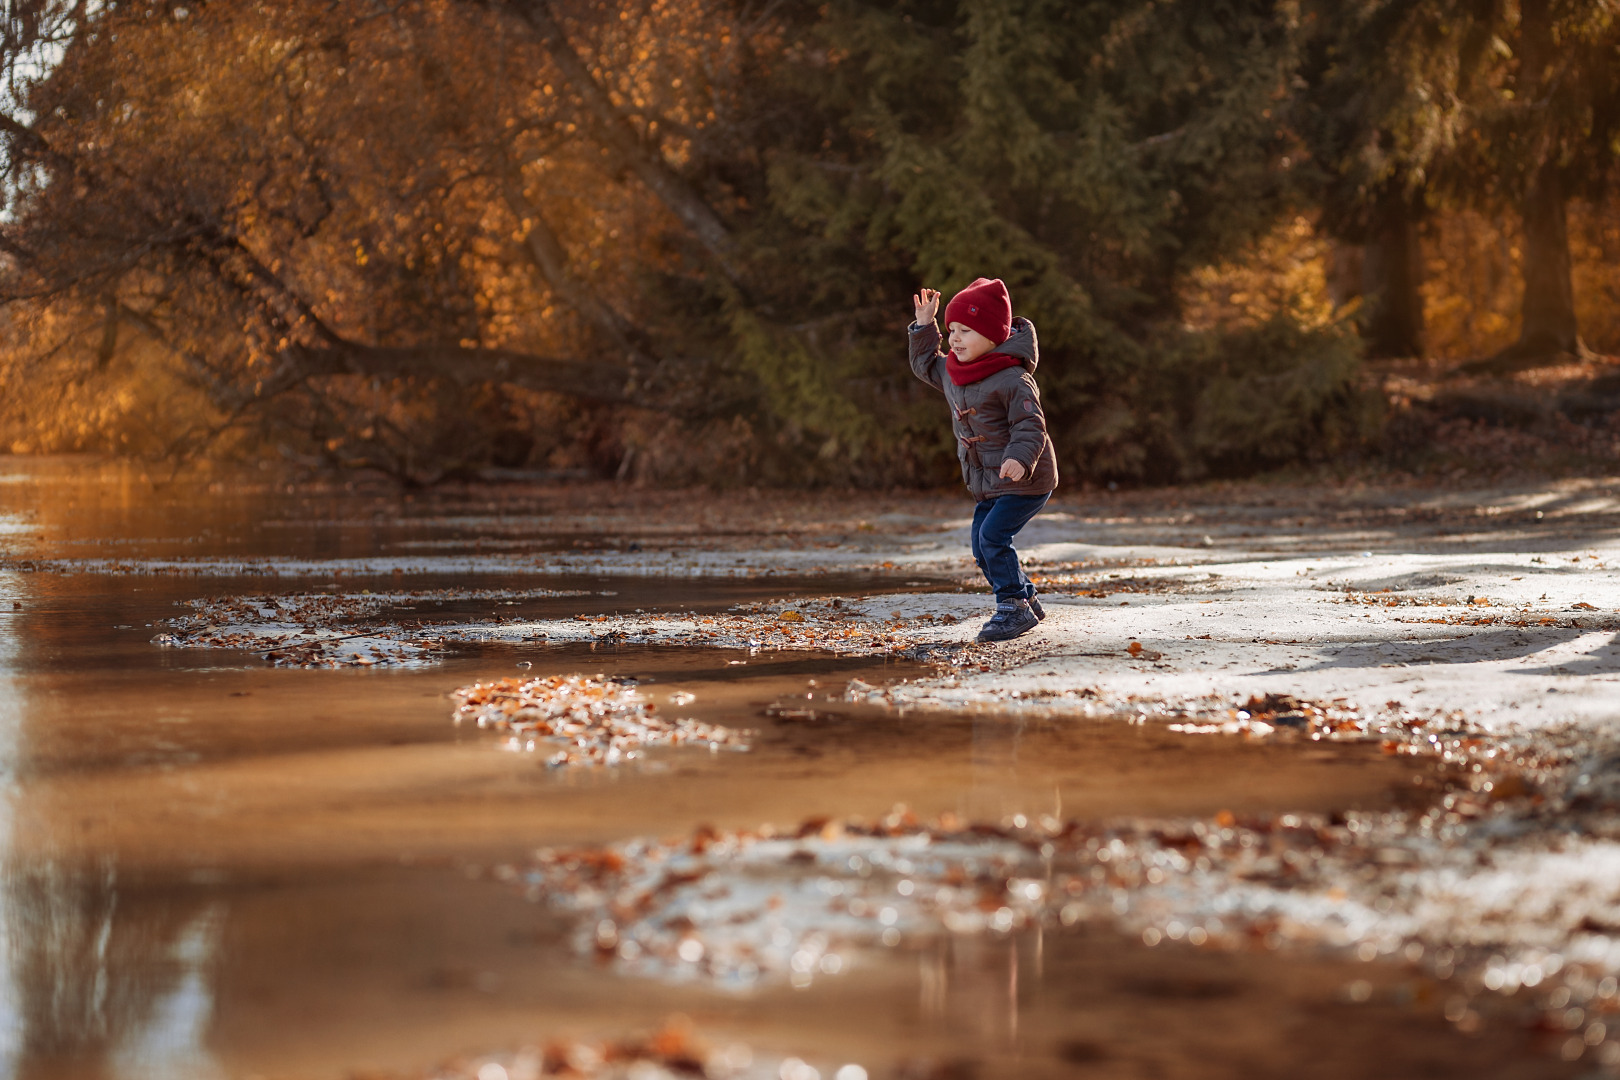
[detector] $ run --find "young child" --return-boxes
[909,277,1058,642]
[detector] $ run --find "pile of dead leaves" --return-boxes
[414,1015,781,1079]
[451,675,748,766]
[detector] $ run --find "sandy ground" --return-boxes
[143,477,1620,732]
[662,482,1619,735]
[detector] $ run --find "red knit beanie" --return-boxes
[943,277,1012,345]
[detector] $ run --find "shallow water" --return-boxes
[0,460,1579,1079]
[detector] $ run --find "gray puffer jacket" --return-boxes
[909,316,1059,501]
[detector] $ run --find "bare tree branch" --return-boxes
[506,0,745,282]
[498,158,660,373]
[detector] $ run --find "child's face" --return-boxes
[947,322,997,363]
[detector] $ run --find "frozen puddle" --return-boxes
[154,590,981,668]
[156,587,602,667]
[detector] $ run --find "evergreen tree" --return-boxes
[747,0,1368,481]
[1296,0,1620,365]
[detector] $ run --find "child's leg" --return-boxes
[970,498,995,591]
[975,493,1051,602]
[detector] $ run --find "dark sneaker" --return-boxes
[1030,596,1045,621]
[977,599,1039,643]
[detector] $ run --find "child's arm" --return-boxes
[1000,375,1048,480]
[907,288,947,391]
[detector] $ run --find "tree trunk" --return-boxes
[1359,190,1425,359]
[1499,0,1584,363]
[1512,162,1584,358]
[1326,241,1363,312]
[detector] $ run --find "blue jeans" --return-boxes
[970,492,1050,603]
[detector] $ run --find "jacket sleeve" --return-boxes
[1003,374,1049,468]
[908,321,947,392]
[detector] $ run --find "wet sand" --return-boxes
[15,648,1430,873]
[0,458,1598,1079]
[16,864,1565,1080]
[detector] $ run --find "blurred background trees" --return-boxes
[0,0,1617,486]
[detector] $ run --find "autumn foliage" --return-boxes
[0,1,1616,485]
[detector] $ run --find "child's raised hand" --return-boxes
[913,288,940,326]
[999,458,1027,482]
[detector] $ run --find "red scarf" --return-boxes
[947,351,1023,386]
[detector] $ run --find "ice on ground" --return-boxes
[158,587,599,668]
[154,590,994,668]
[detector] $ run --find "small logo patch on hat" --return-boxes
[969,305,978,314]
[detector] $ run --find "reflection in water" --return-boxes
[6,816,229,1079]
[918,936,1024,1053]
[12,861,119,1063]
[967,716,1025,823]
[965,715,1063,827]
[107,906,223,1080]
[0,568,24,1078]
[0,564,223,1080]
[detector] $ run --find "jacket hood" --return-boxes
[992,317,1039,373]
